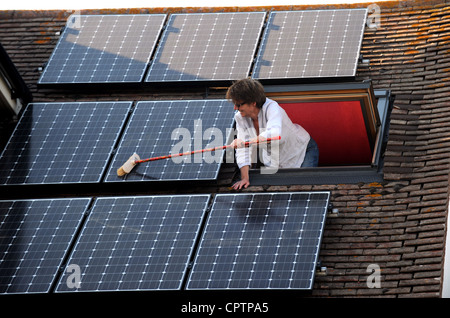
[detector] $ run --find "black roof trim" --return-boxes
[0,42,32,105]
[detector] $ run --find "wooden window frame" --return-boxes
[247,81,393,185]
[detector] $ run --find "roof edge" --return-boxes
[0,0,447,19]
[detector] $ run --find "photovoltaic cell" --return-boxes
[55,195,210,292]
[186,192,330,290]
[0,102,132,185]
[0,198,91,294]
[252,9,367,79]
[38,14,166,84]
[105,99,236,182]
[146,12,266,82]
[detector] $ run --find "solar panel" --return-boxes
[0,198,91,294]
[55,195,210,292]
[105,99,235,182]
[186,192,330,290]
[38,14,166,84]
[0,102,132,185]
[252,9,367,79]
[145,12,266,82]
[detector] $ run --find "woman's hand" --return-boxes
[232,178,250,190]
[231,152,250,191]
[230,138,246,149]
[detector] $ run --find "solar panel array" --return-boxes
[38,9,367,84]
[0,192,330,294]
[252,9,367,79]
[145,12,266,82]
[104,99,236,182]
[38,14,166,84]
[0,102,132,185]
[56,195,210,292]
[0,198,90,294]
[186,192,330,290]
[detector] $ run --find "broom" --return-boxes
[116,136,281,177]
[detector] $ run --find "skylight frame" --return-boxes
[247,81,393,185]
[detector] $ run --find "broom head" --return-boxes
[117,153,140,177]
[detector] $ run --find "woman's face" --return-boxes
[234,101,258,118]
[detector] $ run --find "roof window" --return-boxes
[247,80,393,185]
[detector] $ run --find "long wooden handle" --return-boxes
[136,136,281,163]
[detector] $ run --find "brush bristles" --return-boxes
[116,166,128,177]
[117,153,140,177]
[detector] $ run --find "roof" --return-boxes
[0,0,449,298]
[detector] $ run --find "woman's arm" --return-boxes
[232,165,250,190]
[259,101,282,140]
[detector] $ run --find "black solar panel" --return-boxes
[146,12,266,82]
[55,195,210,292]
[0,198,91,294]
[186,192,330,290]
[0,102,132,185]
[105,99,235,182]
[253,9,367,79]
[38,14,166,84]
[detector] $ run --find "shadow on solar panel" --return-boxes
[38,14,166,84]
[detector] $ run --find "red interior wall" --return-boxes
[279,101,373,166]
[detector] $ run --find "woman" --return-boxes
[227,78,319,190]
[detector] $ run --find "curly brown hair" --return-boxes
[226,78,266,109]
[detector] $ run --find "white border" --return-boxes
[442,198,450,297]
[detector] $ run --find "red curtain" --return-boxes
[280,101,373,166]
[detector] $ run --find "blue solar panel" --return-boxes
[146,12,266,82]
[55,195,210,292]
[105,99,236,182]
[0,102,132,185]
[186,192,330,290]
[253,9,367,79]
[0,198,91,294]
[38,14,166,84]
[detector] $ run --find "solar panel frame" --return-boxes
[38,14,167,84]
[145,12,266,82]
[0,101,132,185]
[55,195,211,293]
[186,192,330,290]
[104,99,236,183]
[252,9,367,80]
[0,198,91,294]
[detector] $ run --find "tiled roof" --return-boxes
[0,0,449,297]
